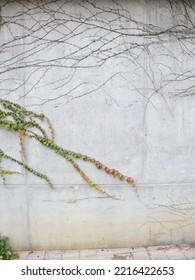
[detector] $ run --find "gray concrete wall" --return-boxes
[0,0,195,250]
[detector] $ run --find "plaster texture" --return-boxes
[0,0,195,250]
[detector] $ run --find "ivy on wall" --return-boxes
[0,99,135,199]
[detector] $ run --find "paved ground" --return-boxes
[17,244,195,260]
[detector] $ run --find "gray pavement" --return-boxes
[17,244,195,260]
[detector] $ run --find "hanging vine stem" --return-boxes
[0,149,53,188]
[0,98,136,199]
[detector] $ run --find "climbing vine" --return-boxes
[0,98,135,199]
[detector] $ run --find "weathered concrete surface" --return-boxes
[1,184,194,250]
[0,0,195,250]
[17,244,195,260]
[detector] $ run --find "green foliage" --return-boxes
[0,98,136,198]
[0,234,18,260]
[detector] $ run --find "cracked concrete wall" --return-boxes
[0,0,195,250]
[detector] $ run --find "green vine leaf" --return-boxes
[0,98,136,199]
